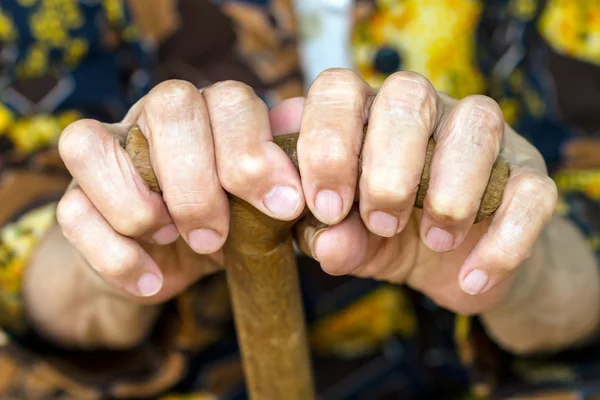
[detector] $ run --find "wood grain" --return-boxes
[226,197,314,399]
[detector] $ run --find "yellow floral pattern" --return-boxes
[0,109,81,154]
[509,0,539,21]
[538,0,600,65]
[17,0,38,7]
[9,0,137,79]
[310,285,416,357]
[0,104,15,136]
[554,169,600,200]
[352,0,486,98]
[0,5,18,42]
[17,0,86,77]
[102,0,125,26]
[0,203,57,333]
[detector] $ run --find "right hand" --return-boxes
[57,80,307,303]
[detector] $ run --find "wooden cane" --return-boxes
[124,125,509,399]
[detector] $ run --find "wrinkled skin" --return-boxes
[46,70,556,347]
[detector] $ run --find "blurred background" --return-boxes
[0,0,600,399]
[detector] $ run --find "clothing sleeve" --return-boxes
[454,177,600,398]
[0,203,58,334]
[0,101,72,336]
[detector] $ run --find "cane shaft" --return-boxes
[226,198,314,399]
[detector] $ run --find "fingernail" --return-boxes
[426,227,455,252]
[368,211,399,237]
[315,190,343,224]
[462,269,489,295]
[137,273,162,297]
[188,228,223,254]
[152,224,179,245]
[263,185,301,219]
[306,227,329,261]
[312,230,329,262]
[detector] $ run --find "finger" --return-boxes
[457,168,557,295]
[269,97,305,136]
[298,68,375,225]
[204,80,304,221]
[59,120,176,244]
[137,80,230,254]
[297,209,371,276]
[360,72,440,238]
[294,213,329,260]
[421,95,504,252]
[56,187,164,299]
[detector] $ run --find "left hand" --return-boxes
[270,68,557,315]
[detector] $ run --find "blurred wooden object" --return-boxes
[562,138,600,169]
[126,0,181,44]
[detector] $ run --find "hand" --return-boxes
[57,80,307,303]
[282,69,558,315]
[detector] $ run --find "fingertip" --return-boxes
[460,268,490,295]
[313,229,349,275]
[424,226,455,253]
[314,189,344,225]
[313,213,369,275]
[135,272,163,297]
[151,224,179,245]
[269,97,306,136]
[367,211,399,238]
[263,185,303,220]
[120,254,164,298]
[419,210,473,253]
[188,228,225,255]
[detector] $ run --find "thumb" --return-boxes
[293,209,372,276]
[293,213,329,260]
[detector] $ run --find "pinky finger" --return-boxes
[458,171,557,295]
[57,187,164,299]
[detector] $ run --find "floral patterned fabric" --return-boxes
[0,0,599,399]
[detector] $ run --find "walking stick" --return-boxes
[124,125,509,399]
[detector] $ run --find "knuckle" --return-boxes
[380,71,438,127]
[316,68,361,86]
[205,80,256,107]
[114,205,157,237]
[204,80,264,124]
[209,79,252,93]
[144,80,201,118]
[311,69,365,102]
[165,191,214,222]
[149,80,199,106]
[364,174,416,206]
[98,245,139,281]
[492,240,528,272]
[308,69,368,117]
[385,72,436,102]
[302,136,352,172]
[514,173,558,214]
[59,119,103,166]
[426,192,479,222]
[461,95,505,135]
[220,152,268,193]
[56,189,91,240]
